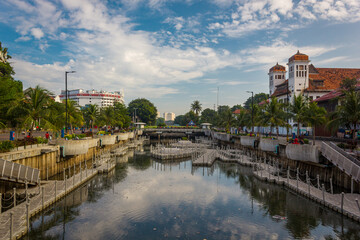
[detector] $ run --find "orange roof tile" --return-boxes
[269,63,286,73]
[288,50,309,62]
[272,80,290,97]
[307,67,360,92]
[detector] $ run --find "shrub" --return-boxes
[0,141,15,153]
[182,137,188,140]
[303,138,309,144]
[35,137,48,144]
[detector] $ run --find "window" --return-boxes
[316,96,320,99]
[309,96,313,101]
[299,65,304,70]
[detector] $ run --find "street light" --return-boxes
[246,91,254,133]
[65,71,76,134]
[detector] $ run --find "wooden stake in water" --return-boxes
[330,178,333,194]
[13,188,16,207]
[26,203,30,232]
[322,184,325,203]
[10,212,13,240]
[341,192,344,213]
[317,174,320,189]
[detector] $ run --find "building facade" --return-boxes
[163,112,176,122]
[270,51,360,104]
[58,89,124,108]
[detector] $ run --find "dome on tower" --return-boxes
[269,62,286,73]
[288,50,309,62]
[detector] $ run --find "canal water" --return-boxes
[23,146,360,240]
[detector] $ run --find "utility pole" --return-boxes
[217,87,219,110]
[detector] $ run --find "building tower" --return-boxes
[287,50,310,98]
[268,63,286,96]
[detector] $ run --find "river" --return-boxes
[23,146,360,239]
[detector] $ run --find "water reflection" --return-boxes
[23,148,360,240]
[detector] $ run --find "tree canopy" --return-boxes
[128,98,157,125]
[243,93,269,110]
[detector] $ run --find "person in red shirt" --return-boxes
[45,132,49,139]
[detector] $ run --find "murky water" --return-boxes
[23,147,360,240]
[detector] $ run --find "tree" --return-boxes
[244,93,269,110]
[290,94,308,137]
[99,106,115,129]
[231,104,243,112]
[114,102,131,129]
[64,99,84,132]
[303,102,327,145]
[191,100,202,116]
[200,108,218,125]
[8,86,53,134]
[0,42,23,128]
[219,109,235,132]
[340,78,357,91]
[156,117,165,126]
[83,104,99,129]
[174,115,186,126]
[235,109,250,131]
[128,98,157,125]
[328,90,360,141]
[261,96,287,137]
[184,111,198,125]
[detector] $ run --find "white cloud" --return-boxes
[30,28,44,39]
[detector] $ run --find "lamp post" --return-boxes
[65,71,76,134]
[286,82,290,141]
[246,91,254,133]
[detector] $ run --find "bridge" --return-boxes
[0,158,40,186]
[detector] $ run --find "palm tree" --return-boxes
[64,100,84,133]
[262,96,287,138]
[84,104,99,129]
[304,102,327,145]
[99,106,115,130]
[219,109,235,132]
[235,109,250,132]
[328,90,360,141]
[290,94,308,137]
[9,85,52,135]
[191,100,202,116]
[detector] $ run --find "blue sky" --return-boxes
[1,0,360,116]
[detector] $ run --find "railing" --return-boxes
[321,142,360,182]
[0,158,40,185]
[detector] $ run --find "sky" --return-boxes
[1,0,360,116]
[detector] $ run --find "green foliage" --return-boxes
[0,141,15,153]
[340,78,357,91]
[261,96,287,137]
[328,90,360,140]
[182,137,188,140]
[0,42,23,128]
[218,109,236,132]
[156,117,165,126]
[184,111,198,125]
[290,94,308,137]
[128,98,157,125]
[35,137,48,144]
[191,100,202,116]
[244,93,269,110]
[174,115,186,126]
[303,138,309,144]
[200,108,217,125]
[83,104,99,129]
[303,101,327,145]
[231,104,243,112]
[64,134,86,140]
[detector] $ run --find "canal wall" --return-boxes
[213,134,360,192]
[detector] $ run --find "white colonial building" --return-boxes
[58,89,124,108]
[270,51,360,104]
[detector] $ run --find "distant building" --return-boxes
[156,112,161,118]
[270,51,360,103]
[163,112,175,121]
[58,89,124,108]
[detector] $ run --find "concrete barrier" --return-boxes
[137,130,143,135]
[240,136,256,147]
[116,132,129,141]
[128,132,134,139]
[97,135,117,145]
[87,138,99,148]
[56,139,89,156]
[213,132,230,141]
[259,138,279,152]
[286,144,320,163]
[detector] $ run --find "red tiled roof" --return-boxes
[288,50,309,62]
[233,109,245,114]
[272,80,289,97]
[314,82,360,102]
[259,99,269,105]
[269,63,286,73]
[307,68,360,92]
